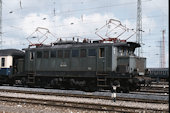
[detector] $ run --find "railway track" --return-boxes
[0,90,168,113]
[151,82,169,85]
[0,86,168,104]
[0,96,167,113]
[140,81,169,94]
[140,86,168,94]
[141,84,169,89]
[139,89,168,94]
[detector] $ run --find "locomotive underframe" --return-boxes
[11,71,140,92]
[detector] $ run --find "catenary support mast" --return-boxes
[136,0,142,57]
[0,0,2,49]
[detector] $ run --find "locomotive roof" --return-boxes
[0,49,24,56]
[24,41,140,50]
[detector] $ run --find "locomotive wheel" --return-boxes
[69,79,75,88]
[123,87,129,93]
[50,78,59,88]
[21,77,27,86]
[116,87,129,93]
[8,78,14,86]
[113,80,120,87]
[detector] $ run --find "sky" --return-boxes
[1,0,169,68]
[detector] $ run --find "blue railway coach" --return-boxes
[0,49,24,83]
[148,68,169,81]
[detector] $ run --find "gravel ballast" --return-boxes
[0,91,168,111]
[0,86,168,101]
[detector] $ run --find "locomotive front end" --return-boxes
[115,42,146,75]
[113,42,147,91]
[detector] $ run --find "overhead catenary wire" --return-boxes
[1,1,168,42]
[1,0,168,41]
[1,0,153,19]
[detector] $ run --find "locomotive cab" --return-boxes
[115,42,146,76]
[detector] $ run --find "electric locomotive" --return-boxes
[0,39,147,92]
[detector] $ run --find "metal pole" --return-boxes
[136,0,142,57]
[0,0,2,49]
[162,30,166,68]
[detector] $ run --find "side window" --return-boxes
[80,49,86,57]
[1,58,5,67]
[72,50,79,57]
[37,51,42,58]
[64,50,70,58]
[58,50,63,58]
[30,52,35,60]
[99,48,105,58]
[51,50,56,58]
[113,47,116,54]
[118,48,123,56]
[88,49,96,56]
[43,51,49,58]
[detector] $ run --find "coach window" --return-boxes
[72,50,79,57]
[80,49,86,57]
[1,58,5,67]
[43,51,49,58]
[99,48,105,58]
[51,50,56,58]
[37,51,42,58]
[30,52,35,60]
[58,50,63,58]
[64,50,70,58]
[88,49,96,56]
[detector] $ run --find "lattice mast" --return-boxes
[0,0,2,49]
[136,0,142,57]
[160,30,166,68]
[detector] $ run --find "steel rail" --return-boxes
[0,95,168,113]
[0,87,168,104]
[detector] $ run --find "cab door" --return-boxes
[13,57,24,74]
[97,47,106,72]
[28,51,36,72]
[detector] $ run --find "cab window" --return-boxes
[30,52,35,60]
[99,48,105,58]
